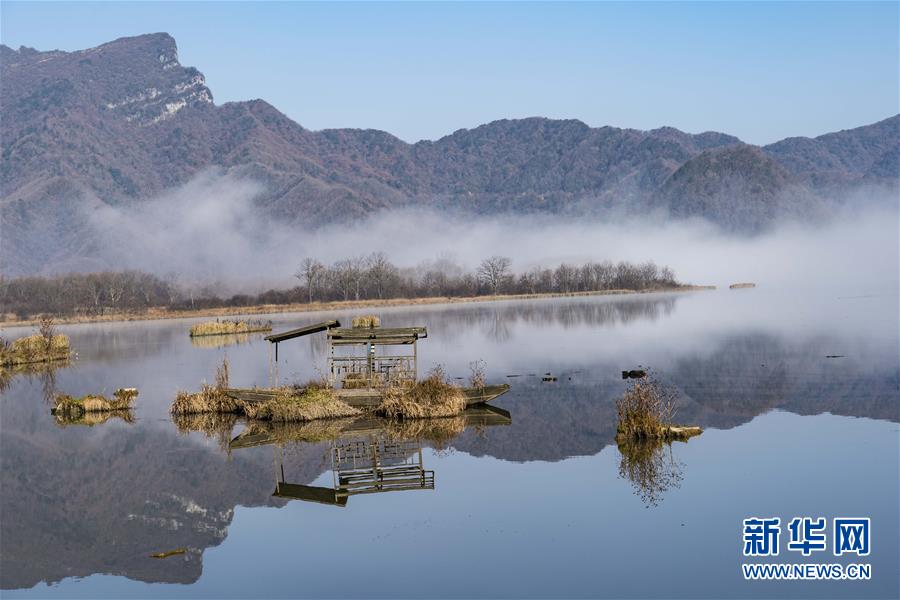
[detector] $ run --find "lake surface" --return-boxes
[1,289,898,599]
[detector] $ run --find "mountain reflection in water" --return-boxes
[1,290,897,595]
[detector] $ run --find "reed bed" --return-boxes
[1,334,71,366]
[375,366,467,419]
[189,319,272,337]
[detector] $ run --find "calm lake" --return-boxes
[1,289,898,599]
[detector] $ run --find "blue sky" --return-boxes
[1,1,897,144]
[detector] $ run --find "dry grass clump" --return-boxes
[1,333,71,366]
[616,374,702,442]
[242,386,360,423]
[171,385,243,415]
[351,315,381,328]
[616,375,678,440]
[375,366,467,419]
[171,357,243,415]
[171,358,359,424]
[342,371,372,389]
[52,388,138,418]
[189,319,272,337]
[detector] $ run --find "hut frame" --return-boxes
[264,320,427,390]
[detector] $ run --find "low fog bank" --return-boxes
[86,171,898,294]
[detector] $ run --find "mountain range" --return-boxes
[1,33,897,276]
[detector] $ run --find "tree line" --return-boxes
[0,254,679,319]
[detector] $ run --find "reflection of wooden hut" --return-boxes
[258,319,509,408]
[232,405,512,507]
[272,437,435,507]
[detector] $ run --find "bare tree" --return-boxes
[332,258,358,301]
[365,252,398,299]
[295,258,325,303]
[477,256,512,295]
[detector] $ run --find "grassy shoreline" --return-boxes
[2,286,715,329]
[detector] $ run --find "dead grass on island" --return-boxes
[189,319,272,337]
[172,359,481,432]
[52,388,138,422]
[171,358,360,423]
[241,386,361,422]
[1,333,71,366]
[375,366,467,419]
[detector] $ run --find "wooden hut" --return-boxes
[256,319,509,408]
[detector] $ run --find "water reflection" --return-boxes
[53,408,135,427]
[1,291,898,596]
[617,439,685,508]
[189,333,255,349]
[0,361,69,402]
[273,438,434,507]
[395,295,678,343]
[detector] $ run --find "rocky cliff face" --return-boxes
[1,33,897,276]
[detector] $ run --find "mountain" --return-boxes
[1,33,897,276]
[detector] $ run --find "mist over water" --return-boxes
[88,170,899,294]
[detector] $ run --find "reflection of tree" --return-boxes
[0,362,68,403]
[399,295,679,343]
[487,316,512,343]
[617,439,684,508]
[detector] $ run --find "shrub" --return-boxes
[616,374,678,440]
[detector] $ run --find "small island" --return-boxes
[189,319,273,337]
[1,318,71,367]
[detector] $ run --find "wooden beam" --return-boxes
[265,320,340,343]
